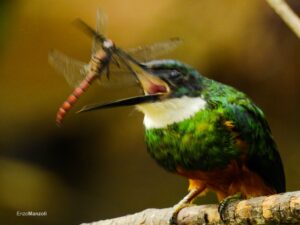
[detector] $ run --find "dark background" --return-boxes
[0,1,300,225]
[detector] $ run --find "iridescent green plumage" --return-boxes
[143,60,285,194]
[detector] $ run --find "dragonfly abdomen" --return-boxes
[56,72,98,125]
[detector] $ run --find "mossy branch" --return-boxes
[80,191,300,225]
[265,0,300,39]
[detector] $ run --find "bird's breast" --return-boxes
[136,96,207,129]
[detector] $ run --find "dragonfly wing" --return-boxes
[126,37,182,62]
[97,73,138,89]
[48,49,89,87]
[92,8,107,55]
[48,49,136,89]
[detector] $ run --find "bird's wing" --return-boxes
[223,102,286,193]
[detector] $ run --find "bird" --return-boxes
[78,59,286,223]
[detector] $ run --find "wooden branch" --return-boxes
[80,191,300,225]
[265,0,300,39]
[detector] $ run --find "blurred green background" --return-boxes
[0,0,300,225]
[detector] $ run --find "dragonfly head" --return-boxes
[103,39,115,50]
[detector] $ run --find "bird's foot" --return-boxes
[169,203,191,225]
[218,193,242,221]
[169,187,203,224]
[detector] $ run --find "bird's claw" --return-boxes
[218,193,242,221]
[169,203,191,225]
[169,214,178,225]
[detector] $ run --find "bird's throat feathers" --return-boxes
[136,96,207,129]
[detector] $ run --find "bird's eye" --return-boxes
[170,70,181,78]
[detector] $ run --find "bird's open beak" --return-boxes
[77,70,170,113]
[136,70,170,95]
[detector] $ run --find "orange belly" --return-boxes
[176,160,276,201]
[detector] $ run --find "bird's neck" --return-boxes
[136,96,207,129]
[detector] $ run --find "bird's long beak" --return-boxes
[77,68,170,113]
[77,94,162,113]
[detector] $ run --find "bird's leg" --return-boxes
[169,187,203,225]
[218,192,242,221]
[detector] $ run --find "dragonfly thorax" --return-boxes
[90,50,110,73]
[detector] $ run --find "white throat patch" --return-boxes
[136,96,206,129]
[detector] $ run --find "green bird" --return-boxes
[79,59,285,222]
[48,12,286,222]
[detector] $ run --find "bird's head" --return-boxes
[79,59,207,128]
[136,60,204,97]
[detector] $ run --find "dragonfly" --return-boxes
[49,10,182,126]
